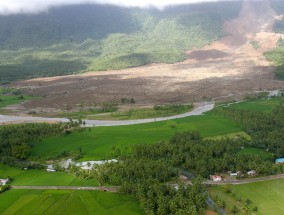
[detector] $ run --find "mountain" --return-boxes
[0,0,283,83]
[0,1,243,83]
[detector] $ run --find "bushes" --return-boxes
[0,185,10,194]
[121,97,136,104]
[0,122,79,168]
[154,104,193,112]
[275,65,284,80]
[264,38,284,80]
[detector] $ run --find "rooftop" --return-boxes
[276,158,284,163]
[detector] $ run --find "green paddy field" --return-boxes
[31,112,242,161]
[0,190,141,215]
[0,164,98,186]
[210,178,284,215]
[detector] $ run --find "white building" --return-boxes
[60,159,118,170]
[46,164,56,172]
[210,175,222,181]
[0,178,9,185]
[247,170,256,176]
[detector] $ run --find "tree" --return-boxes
[11,143,31,160]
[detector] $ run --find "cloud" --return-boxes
[0,0,232,15]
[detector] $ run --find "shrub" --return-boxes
[0,185,10,194]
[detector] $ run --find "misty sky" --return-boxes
[0,0,232,15]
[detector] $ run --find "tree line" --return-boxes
[0,122,79,168]
[214,103,284,158]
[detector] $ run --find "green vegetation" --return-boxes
[91,130,278,214]
[231,179,284,215]
[94,132,212,214]
[0,189,141,215]
[103,104,193,120]
[227,97,284,113]
[0,2,242,82]
[95,131,275,182]
[0,87,37,109]
[265,37,284,79]
[205,131,251,141]
[238,147,274,161]
[0,185,10,194]
[1,89,284,215]
[272,1,284,34]
[0,122,80,168]
[62,104,193,120]
[274,20,284,34]
[60,101,119,119]
[250,40,260,49]
[210,179,284,215]
[0,95,32,108]
[0,164,97,186]
[31,112,241,161]
[214,103,284,158]
[209,185,260,214]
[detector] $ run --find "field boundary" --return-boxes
[11,186,119,192]
[12,174,284,192]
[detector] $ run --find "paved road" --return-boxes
[203,173,284,185]
[0,102,214,127]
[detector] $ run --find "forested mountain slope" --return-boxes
[0,2,243,83]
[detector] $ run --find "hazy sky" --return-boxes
[0,0,231,15]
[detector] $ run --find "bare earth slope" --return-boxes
[10,0,284,113]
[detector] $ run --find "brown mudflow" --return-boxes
[10,0,284,115]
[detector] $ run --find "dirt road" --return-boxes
[11,186,118,192]
[11,173,284,192]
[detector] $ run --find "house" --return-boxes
[230,171,242,177]
[210,175,222,181]
[275,158,284,164]
[179,175,189,181]
[46,164,56,172]
[78,159,118,170]
[60,159,75,169]
[247,170,256,176]
[0,178,9,186]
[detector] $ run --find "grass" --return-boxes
[210,178,284,215]
[264,39,284,79]
[0,189,141,215]
[0,95,35,109]
[0,164,98,186]
[238,147,274,161]
[227,98,284,113]
[31,112,242,161]
[205,131,251,141]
